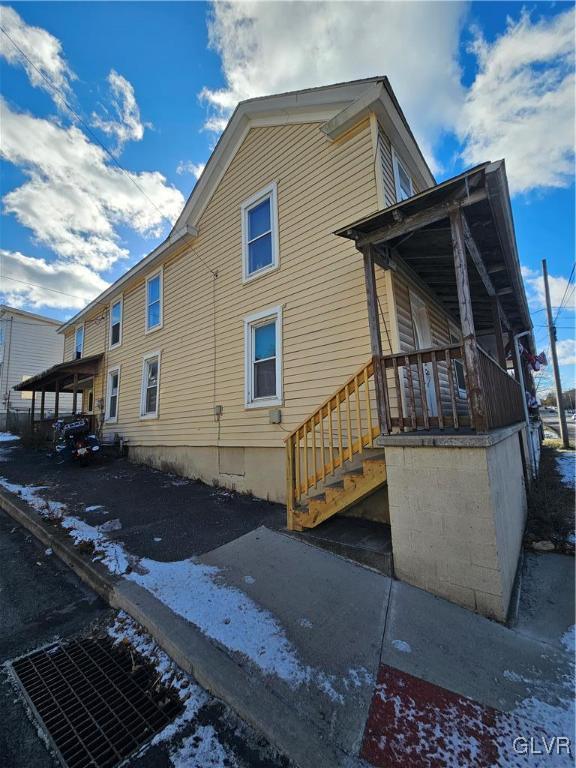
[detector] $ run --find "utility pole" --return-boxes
[542,258,569,448]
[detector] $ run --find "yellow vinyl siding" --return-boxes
[97,119,390,448]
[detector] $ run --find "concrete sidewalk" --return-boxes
[0,440,574,767]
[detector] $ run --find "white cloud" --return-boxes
[0,4,75,107]
[521,265,575,314]
[557,338,576,367]
[0,249,108,310]
[0,99,184,271]
[459,8,575,194]
[92,70,147,154]
[176,161,206,180]
[201,0,467,173]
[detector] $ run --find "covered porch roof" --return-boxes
[335,160,532,338]
[14,354,103,393]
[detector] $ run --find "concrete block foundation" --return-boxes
[383,425,527,621]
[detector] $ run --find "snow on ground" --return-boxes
[561,626,575,653]
[556,451,576,490]
[391,639,412,653]
[85,504,107,513]
[60,516,130,575]
[170,725,238,768]
[0,432,19,442]
[0,477,65,518]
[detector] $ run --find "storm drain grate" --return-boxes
[10,637,183,768]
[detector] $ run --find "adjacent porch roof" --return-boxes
[14,354,103,393]
[335,160,532,337]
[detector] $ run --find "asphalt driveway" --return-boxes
[0,439,284,561]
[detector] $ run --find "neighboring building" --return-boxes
[17,78,537,621]
[0,305,72,426]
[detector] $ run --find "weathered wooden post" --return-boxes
[40,388,46,421]
[30,389,36,428]
[491,298,507,369]
[72,373,79,415]
[361,244,389,433]
[450,209,488,432]
[54,379,60,419]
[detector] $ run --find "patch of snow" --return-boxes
[97,518,122,533]
[61,516,130,575]
[85,504,107,513]
[154,537,163,543]
[298,617,313,629]
[560,626,575,653]
[169,725,237,768]
[556,452,576,490]
[44,548,52,556]
[243,575,255,585]
[0,432,19,442]
[0,477,65,519]
[391,639,412,653]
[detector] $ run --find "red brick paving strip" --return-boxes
[361,664,566,767]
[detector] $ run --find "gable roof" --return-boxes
[59,76,434,333]
[0,304,62,326]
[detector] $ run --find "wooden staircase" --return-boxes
[285,358,387,531]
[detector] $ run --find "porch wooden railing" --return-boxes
[285,342,526,515]
[376,343,470,432]
[478,347,525,430]
[285,358,380,513]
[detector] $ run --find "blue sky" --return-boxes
[0,1,574,394]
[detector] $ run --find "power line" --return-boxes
[553,262,575,323]
[0,23,172,227]
[1,275,94,301]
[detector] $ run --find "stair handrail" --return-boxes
[285,357,378,526]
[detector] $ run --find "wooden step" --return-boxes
[294,461,387,530]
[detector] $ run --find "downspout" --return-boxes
[513,330,536,479]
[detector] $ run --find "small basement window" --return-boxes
[241,183,279,281]
[106,367,120,422]
[244,306,282,407]
[110,297,123,348]
[141,352,160,418]
[392,148,414,202]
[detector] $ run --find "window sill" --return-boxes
[109,342,122,351]
[139,412,159,420]
[242,263,279,284]
[245,398,282,410]
[145,323,163,336]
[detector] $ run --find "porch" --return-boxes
[13,354,103,437]
[285,161,534,620]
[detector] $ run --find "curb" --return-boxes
[0,489,355,768]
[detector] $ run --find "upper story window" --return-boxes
[241,183,279,282]
[110,297,123,348]
[244,306,282,408]
[392,148,413,202]
[75,325,84,359]
[146,269,163,332]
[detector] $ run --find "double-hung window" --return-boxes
[106,367,120,422]
[244,306,282,407]
[75,325,84,359]
[392,148,413,202]
[146,270,163,332]
[110,297,122,348]
[241,183,279,281]
[140,352,160,418]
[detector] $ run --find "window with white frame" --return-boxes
[110,297,122,348]
[75,325,84,359]
[449,326,467,396]
[106,367,120,422]
[241,183,279,281]
[140,352,160,417]
[146,271,162,332]
[392,149,413,202]
[244,307,282,407]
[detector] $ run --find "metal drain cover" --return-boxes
[10,636,183,768]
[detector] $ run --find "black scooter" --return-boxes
[54,417,101,465]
